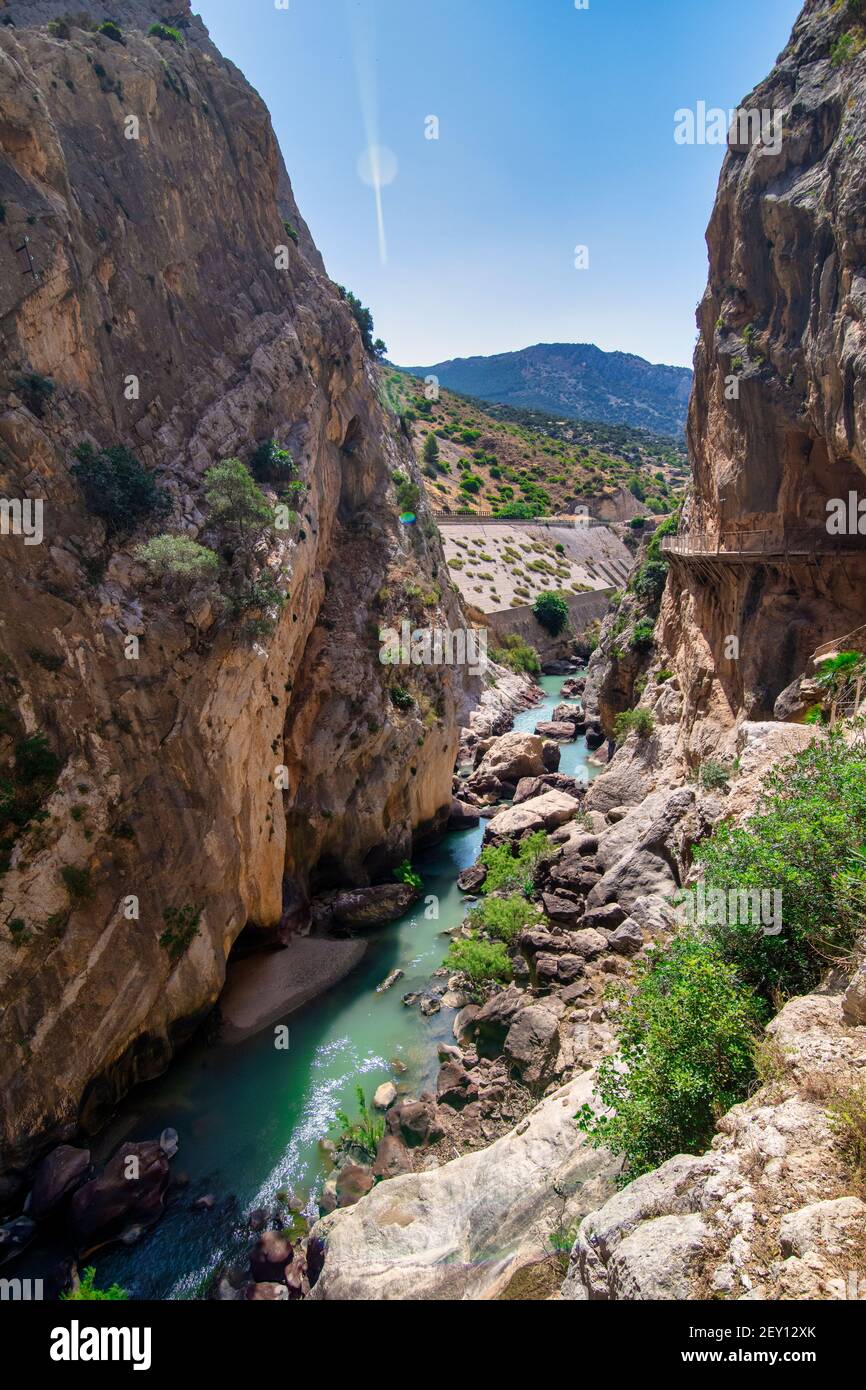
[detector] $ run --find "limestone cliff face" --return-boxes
[661,0,866,756]
[0,7,470,1176]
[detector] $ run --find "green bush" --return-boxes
[249,439,297,484]
[695,727,866,999]
[61,1267,128,1302]
[613,708,654,740]
[446,936,513,987]
[72,443,169,535]
[135,534,219,590]
[394,858,422,891]
[392,473,420,514]
[696,759,732,791]
[14,732,61,783]
[389,685,414,711]
[577,934,762,1180]
[489,633,541,676]
[479,830,553,894]
[632,560,668,607]
[628,618,655,652]
[159,904,201,963]
[203,458,274,567]
[14,373,54,418]
[335,285,385,356]
[61,865,93,901]
[422,433,440,464]
[533,591,569,635]
[282,220,299,245]
[97,21,124,42]
[467,893,537,944]
[148,22,183,43]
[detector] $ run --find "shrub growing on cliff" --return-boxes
[446,936,513,989]
[14,372,54,418]
[695,727,866,999]
[613,708,654,741]
[135,534,219,591]
[489,633,541,676]
[72,443,169,535]
[97,21,124,42]
[148,22,183,43]
[249,439,297,486]
[159,904,201,963]
[577,934,762,1181]
[628,618,655,653]
[533,590,569,636]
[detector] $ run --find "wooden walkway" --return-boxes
[662,530,866,570]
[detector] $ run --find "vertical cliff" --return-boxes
[661,0,866,757]
[0,5,471,1177]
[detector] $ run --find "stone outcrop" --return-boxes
[0,7,473,1176]
[309,1070,620,1300]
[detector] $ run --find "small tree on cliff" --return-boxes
[422,432,440,465]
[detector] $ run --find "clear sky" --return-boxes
[195,0,803,370]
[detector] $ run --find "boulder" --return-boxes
[581,903,628,932]
[541,893,583,927]
[373,1082,398,1110]
[567,928,609,959]
[514,773,581,805]
[247,1281,289,1301]
[386,1097,444,1148]
[69,1141,171,1246]
[448,798,481,830]
[474,732,547,784]
[457,864,487,894]
[336,1163,375,1208]
[329,884,420,928]
[541,741,561,772]
[249,1229,293,1282]
[309,1070,620,1301]
[371,1134,413,1179]
[436,1060,479,1110]
[29,1145,92,1222]
[535,721,577,741]
[471,985,527,1049]
[608,919,644,956]
[779,1197,866,1259]
[504,1000,564,1087]
[453,1003,481,1042]
[484,791,583,843]
[585,726,605,750]
[552,703,583,725]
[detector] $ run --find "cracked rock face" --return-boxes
[0,12,472,1173]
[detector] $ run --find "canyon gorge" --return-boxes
[1,0,866,1310]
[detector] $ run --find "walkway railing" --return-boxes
[662,529,866,560]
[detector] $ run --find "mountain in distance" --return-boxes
[400,342,693,437]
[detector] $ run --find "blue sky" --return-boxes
[196,0,803,370]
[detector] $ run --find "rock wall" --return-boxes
[0,8,472,1178]
[661,0,866,755]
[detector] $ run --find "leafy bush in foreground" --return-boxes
[577,934,762,1180]
[696,727,866,998]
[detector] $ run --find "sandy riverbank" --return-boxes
[219,937,368,1043]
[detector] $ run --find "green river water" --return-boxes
[37,675,596,1298]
